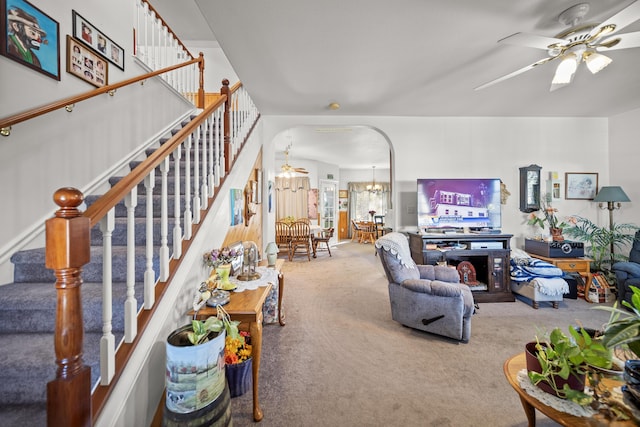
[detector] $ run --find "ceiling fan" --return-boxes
[279,145,308,176]
[475,1,640,91]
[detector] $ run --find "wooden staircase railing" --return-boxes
[45,79,259,426]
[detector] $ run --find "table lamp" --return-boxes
[593,186,631,268]
[265,242,278,267]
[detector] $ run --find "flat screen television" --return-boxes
[417,178,502,231]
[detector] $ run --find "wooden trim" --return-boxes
[0,56,204,130]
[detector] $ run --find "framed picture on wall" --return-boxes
[565,172,598,200]
[66,35,108,87]
[339,190,348,198]
[72,10,124,70]
[1,0,60,80]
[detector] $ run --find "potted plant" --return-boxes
[526,326,613,405]
[165,314,228,414]
[224,329,253,397]
[596,285,640,359]
[561,216,638,276]
[526,194,563,241]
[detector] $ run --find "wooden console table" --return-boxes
[527,253,593,292]
[504,352,634,426]
[152,259,285,424]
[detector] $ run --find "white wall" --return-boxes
[183,40,239,92]
[609,107,640,227]
[262,115,619,249]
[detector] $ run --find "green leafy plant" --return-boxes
[188,305,241,346]
[527,194,560,230]
[528,326,612,405]
[595,285,640,359]
[560,216,638,272]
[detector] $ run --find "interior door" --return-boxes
[319,179,338,246]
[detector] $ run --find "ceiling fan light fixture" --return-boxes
[584,51,612,74]
[551,52,579,85]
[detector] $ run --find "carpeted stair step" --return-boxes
[11,247,160,283]
[0,331,109,405]
[109,173,189,196]
[85,194,187,218]
[90,217,177,246]
[0,280,143,334]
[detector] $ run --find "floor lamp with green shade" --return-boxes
[593,186,631,268]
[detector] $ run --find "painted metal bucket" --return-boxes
[165,325,226,414]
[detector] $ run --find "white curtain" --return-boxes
[348,181,390,223]
[275,176,310,220]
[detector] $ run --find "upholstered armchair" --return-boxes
[612,230,640,305]
[375,232,475,343]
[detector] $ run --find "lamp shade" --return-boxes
[265,242,278,267]
[593,186,630,203]
[265,242,278,254]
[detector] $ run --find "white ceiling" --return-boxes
[151,0,640,168]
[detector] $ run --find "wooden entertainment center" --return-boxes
[408,232,514,303]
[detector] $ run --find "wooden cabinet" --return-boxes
[408,232,514,303]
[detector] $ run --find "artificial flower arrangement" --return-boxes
[527,196,560,230]
[225,330,252,365]
[203,246,241,269]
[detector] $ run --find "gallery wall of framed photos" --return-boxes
[1,2,125,87]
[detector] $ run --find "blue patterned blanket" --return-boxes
[510,257,564,282]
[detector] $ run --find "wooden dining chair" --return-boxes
[275,221,291,254]
[359,222,377,244]
[351,219,362,242]
[374,215,385,238]
[312,228,334,258]
[289,221,312,261]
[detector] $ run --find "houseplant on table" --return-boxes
[526,195,563,241]
[561,216,639,277]
[526,326,613,405]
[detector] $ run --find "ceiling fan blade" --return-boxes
[597,31,640,50]
[294,168,309,174]
[498,32,566,50]
[590,0,640,38]
[474,56,557,91]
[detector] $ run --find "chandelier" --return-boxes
[367,166,382,194]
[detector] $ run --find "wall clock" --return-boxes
[519,164,541,213]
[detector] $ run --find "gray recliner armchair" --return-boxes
[375,232,475,343]
[612,230,640,306]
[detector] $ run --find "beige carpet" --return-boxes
[229,241,614,426]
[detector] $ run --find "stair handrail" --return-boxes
[84,93,224,227]
[0,54,205,133]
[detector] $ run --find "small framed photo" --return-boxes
[565,172,599,200]
[67,35,108,87]
[339,190,348,198]
[72,10,124,70]
[256,169,262,204]
[1,0,60,80]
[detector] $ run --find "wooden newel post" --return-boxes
[221,78,231,173]
[45,187,92,427]
[197,52,205,109]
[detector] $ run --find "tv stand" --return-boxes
[408,232,514,303]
